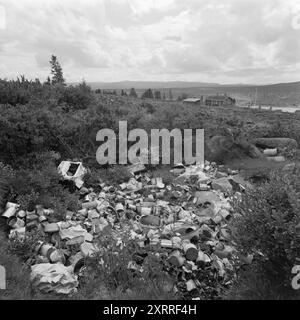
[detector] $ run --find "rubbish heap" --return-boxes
[1,160,254,298]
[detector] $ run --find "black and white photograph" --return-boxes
[0,0,299,306]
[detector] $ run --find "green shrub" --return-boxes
[83,232,177,300]
[227,167,300,299]
[7,229,45,264]
[4,153,80,218]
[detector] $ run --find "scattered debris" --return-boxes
[0,159,254,298]
[58,161,87,189]
[30,263,78,295]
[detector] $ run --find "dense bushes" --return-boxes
[82,232,177,300]
[0,152,80,219]
[227,167,300,299]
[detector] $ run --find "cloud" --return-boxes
[0,0,299,83]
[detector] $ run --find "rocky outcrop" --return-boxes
[253,137,298,150]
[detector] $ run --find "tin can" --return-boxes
[38,215,47,223]
[140,207,152,216]
[44,223,59,233]
[82,200,99,209]
[7,216,25,229]
[40,243,55,257]
[2,206,18,219]
[26,220,39,230]
[69,252,85,274]
[66,235,85,246]
[182,242,198,261]
[155,191,165,199]
[160,239,173,248]
[26,213,39,222]
[115,203,125,213]
[152,206,162,215]
[168,250,185,267]
[49,249,66,264]
[17,210,26,218]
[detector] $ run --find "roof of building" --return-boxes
[183,98,202,103]
[205,95,228,101]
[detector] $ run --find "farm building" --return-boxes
[183,96,204,105]
[205,94,236,107]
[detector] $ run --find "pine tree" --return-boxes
[154,91,161,99]
[49,55,65,85]
[129,87,138,98]
[142,88,154,99]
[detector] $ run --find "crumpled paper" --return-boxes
[58,224,90,241]
[30,263,78,295]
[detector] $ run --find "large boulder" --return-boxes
[253,138,298,150]
[205,135,263,164]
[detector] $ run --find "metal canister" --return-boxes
[140,207,152,216]
[5,202,19,209]
[40,243,55,257]
[7,216,25,229]
[17,210,26,218]
[82,200,99,210]
[35,205,44,216]
[26,213,39,222]
[127,204,136,211]
[26,220,39,230]
[38,215,47,223]
[155,191,165,199]
[115,203,125,214]
[49,249,66,264]
[168,250,185,267]
[2,206,18,219]
[69,252,85,274]
[182,242,198,261]
[66,235,85,247]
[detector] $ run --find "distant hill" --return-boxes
[84,80,300,90]
[82,80,300,108]
[87,81,221,90]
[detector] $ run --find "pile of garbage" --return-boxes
[1,160,254,298]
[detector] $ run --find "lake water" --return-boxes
[239,105,300,113]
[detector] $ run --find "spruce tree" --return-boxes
[49,55,65,85]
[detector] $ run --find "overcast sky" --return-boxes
[0,0,299,84]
